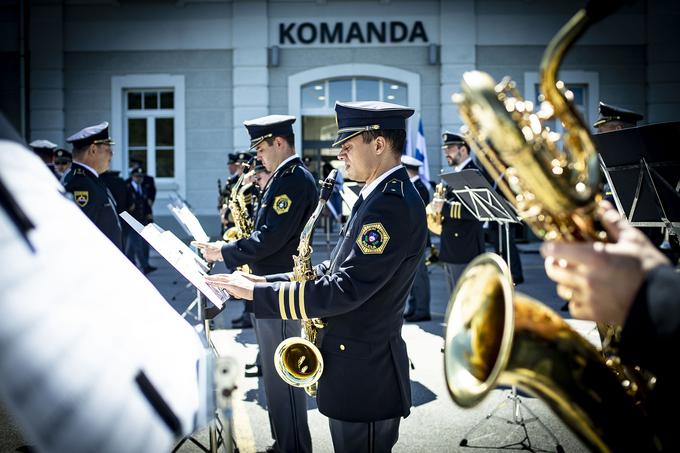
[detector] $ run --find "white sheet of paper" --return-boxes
[121,212,227,308]
[0,139,207,453]
[167,202,210,243]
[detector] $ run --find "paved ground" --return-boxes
[0,233,597,453]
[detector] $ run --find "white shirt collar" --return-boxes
[273,154,298,175]
[454,156,472,173]
[409,174,419,183]
[359,164,403,200]
[75,160,99,177]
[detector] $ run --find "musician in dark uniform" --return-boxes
[542,200,678,451]
[196,115,315,453]
[401,154,432,322]
[63,122,122,250]
[53,148,72,181]
[125,167,156,274]
[29,139,59,179]
[207,101,427,453]
[219,153,242,234]
[432,132,485,295]
[129,158,157,204]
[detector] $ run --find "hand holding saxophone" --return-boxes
[541,201,670,325]
[206,272,254,300]
[431,197,444,214]
[192,240,226,263]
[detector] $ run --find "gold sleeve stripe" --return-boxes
[298,281,308,320]
[449,202,455,218]
[456,203,461,219]
[288,283,298,320]
[279,284,288,320]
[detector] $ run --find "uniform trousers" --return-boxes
[405,249,430,316]
[255,318,312,453]
[329,417,401,453]
[443,262,468,296]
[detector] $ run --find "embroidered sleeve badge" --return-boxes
[74,191,89,207]
[273,194,292,214]
[356,222,390,254]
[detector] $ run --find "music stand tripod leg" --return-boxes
[459,395,511,446]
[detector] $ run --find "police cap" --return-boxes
[66,122,115,149]
[401,155,423,169]
[333,101,415,147]
[54,148,72,163]
[244,115,296,149]
[29,139,58,151]
[441,131,466,147]
[593,102,643,128]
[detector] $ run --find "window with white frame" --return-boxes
[111,74,185,196]
[125,89,176,178]
[301,77,408,109]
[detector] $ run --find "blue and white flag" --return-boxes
[411,117,430,184]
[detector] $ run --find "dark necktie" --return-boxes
[350,195,364,220]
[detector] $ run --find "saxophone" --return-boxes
[274,169,338,397]
[425,182,446,235]
[444,1,661,452]
[223,160,255,272]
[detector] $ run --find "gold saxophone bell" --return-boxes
[223,226,239,242]
[274,336,324,395]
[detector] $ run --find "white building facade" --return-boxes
[2,0,679,234]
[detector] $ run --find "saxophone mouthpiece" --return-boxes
[319,169,338,202]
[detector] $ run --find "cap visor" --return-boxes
[332,130,364,147]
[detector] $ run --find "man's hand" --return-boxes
[233,270,267,283]
[242,170,256,185]
[540,201,670,325]
[431,198,444,214]
[192,241,226,263]
[206,273,255,301]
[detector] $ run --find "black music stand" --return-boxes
[441,170,563,453]
[441,169,519,272]
[595,121,680,238]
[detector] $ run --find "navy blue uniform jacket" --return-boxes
[220,156,317,275]
[439,160,485,264]
[253,167,427,422]
[63,162,122,250]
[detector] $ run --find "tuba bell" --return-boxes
[444,253,661,453]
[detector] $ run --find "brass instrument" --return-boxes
[425,182,446,235]
[223,161,255,272]
[445,1,661,451]
[274,169,338,397]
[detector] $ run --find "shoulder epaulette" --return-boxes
[281,164,297,177]
[382,178,404,197]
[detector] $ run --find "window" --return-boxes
[125,90,176,178]
[301,77,408,109]
[524,71,599,135]
[111,74,186,196]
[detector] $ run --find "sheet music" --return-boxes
[0,139,207,453]
[167,201,210,243]
[121,212,227,308]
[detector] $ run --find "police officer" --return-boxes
[125,167,156,274]
[129,158,157,204]
[401,155,432,322]
[63,122,122,250]
[593,101,643,133]
[196,115,315,453]
[432,132,486,295]
[208,101,427,453]
[53,148,72,181]
[29,139,59,179]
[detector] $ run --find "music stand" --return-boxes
[441,169,519,270]
[441,170,563,452]
[595,121,680,238]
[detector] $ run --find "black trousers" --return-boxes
[329,417,401,453]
